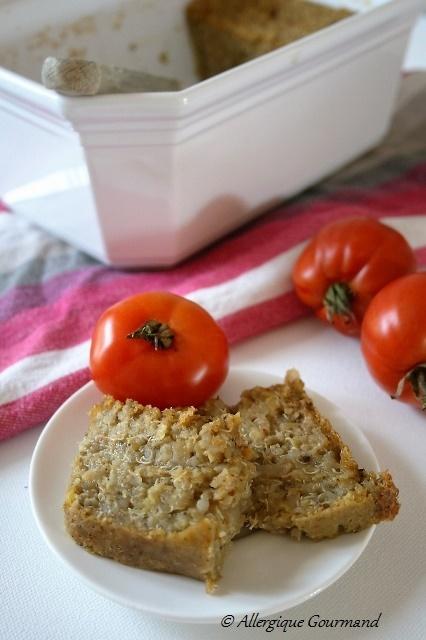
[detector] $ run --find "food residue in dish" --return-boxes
[158,50,170,65]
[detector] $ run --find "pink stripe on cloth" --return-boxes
[219,291,310,344]
[0,368,90,441]
[414,246,426,265]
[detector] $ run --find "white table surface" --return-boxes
[2,316,426,640]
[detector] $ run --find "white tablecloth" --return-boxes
[2,317,426,640]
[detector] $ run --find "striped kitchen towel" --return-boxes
[1,75,426,441]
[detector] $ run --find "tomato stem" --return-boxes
[127,319,174,350]
[323,282,355,323]
[393,364,426,410]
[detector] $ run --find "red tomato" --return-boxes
[361,273,426,410]
[292,217,416,336]
[90,291,229,408]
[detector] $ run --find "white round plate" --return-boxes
[30,368,378,623]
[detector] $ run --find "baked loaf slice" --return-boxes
[238,370,399,539]
[186,0,352,79]
[64,396,255,592]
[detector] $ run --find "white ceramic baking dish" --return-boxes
[0,0,424,267]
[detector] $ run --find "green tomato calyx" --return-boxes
[393,364,426,411]
[127,319,174,351]
[323,282,355,323]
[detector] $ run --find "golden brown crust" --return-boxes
[364,470,400,522]
[64,502,222,590]
[291,492,376,539]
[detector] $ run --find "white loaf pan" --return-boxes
[0,0,424,267]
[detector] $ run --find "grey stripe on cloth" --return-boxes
[1,246,97,295]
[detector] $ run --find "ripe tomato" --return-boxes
[292,217,416,336]
[361,273,426,410]
[90,291,229,408]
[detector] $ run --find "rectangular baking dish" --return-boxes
[0,0,424,267]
